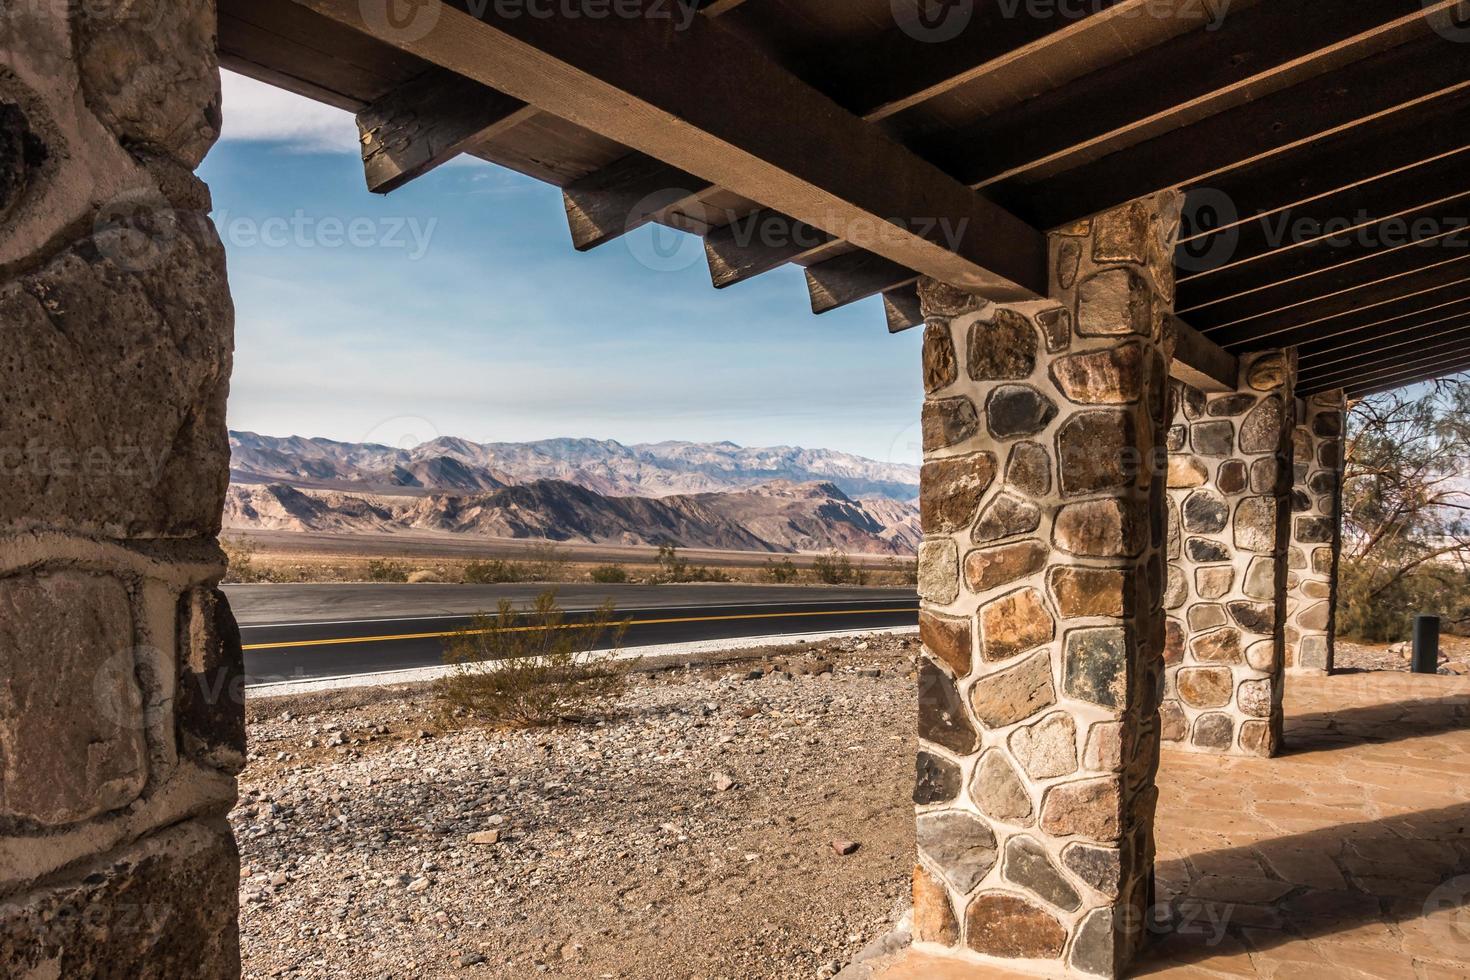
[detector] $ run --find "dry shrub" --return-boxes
[436,590,632,728]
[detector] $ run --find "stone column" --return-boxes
[912,195,1179,978]
[1161,353,1294,758]
[1284,390,1347,673]
[0,2,242,977]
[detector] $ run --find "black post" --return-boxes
[1411,614,1441,674]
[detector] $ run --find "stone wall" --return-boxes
[0,2,241,976]
[912,194,1180,978]
[1285,391,1347,673]
[1161,354,1294,758]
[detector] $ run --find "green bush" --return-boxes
[652,543,727,583]
[763,557,799,583]
[813,550,867,585]
[590,564,629,583]
[463,559,523,584]
[365,559,408,583]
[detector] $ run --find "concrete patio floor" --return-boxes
[876,671,1470,979]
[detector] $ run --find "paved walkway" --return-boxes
[877,671,1470,979]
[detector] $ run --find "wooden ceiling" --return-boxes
[218,0,1470,398]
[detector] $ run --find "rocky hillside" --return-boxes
[224,479,919,555]
[230,432,919,501]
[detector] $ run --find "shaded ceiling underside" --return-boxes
[218,0,1470,399]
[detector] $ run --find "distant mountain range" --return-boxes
[226,432,920,555]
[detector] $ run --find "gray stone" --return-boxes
[913,751,963,805]
[969,309,1037,380]
[1057,410,1136,496]
[1295,516,1335,544]
[1077,267,1151,337]
[1005,441,1052,495]
[916,810,998,894]
[923,396,979,451]
[922,323,957,393]
[1164,564,1187,609]
[1003,835,1082,912]
[918,539,960,604]
[919,660,979,755]
[1160,699,1188,741]
[1192,712,1235,750]
[1206,394,1255,417]
[1070,907,1117,977]
[1234,496,1278,553]
[1009,712,1078,780]
[1251,456,1281,494]
[1181,489,1229,534]
[973,491,1042,543]
[986,385,1058,439]
[1185,537,1230,563]
[970,649,1057,729]
[1049,343,1144,404]
[1191,420,1235,456]
[1063,627,1128,710]
[1229,599,1276,634]
[0,572,147,826]
[1244,556,1277,600]
[1186,603,1228,631]
[1238,678,1272,718]
[1195,566,1233,599]
[920,452,997,533]
[1177,382,1206,420]
[1062,843,1121,899]
[1239,396,1285,453]
[1093,200,1150,263]
[971,750,1033,825]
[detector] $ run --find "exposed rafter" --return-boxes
[883,286,922,334]
[805,251,918,315]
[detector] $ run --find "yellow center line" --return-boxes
[241,607,916,652]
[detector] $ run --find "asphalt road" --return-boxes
[228,584,918,686]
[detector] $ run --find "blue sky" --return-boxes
[205,72,924,465]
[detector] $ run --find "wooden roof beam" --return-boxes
[805,251,918,315]
[1342,358,1470,398]
[1299,302,1470,366]
[1304,330,1470,390]
[703,209,835,289]
[883,286,922,334]
[1214,276,1470,350]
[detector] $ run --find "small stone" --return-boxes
[831,839,860,856]
[1186,537,1230,563]
[1191,627,1243,664]
[965,541,1048,594]
[1003,835,1081,912]
[973,492,1042,543]
[1294,516,1334,544]
[920,452,997,533]
[1234,496,1278,553]
[1196,566,1233,599]
[920,611,973,677]
[980,587,1055,662]
[1206,393,1256,417]
[1239,396,1285,453]
[712,773,736,793]
[918,539,960,604]
[1248,352,1287,390]
[1159,700,1187,741]
[1054,498,1141,558]
[1040,777,1121,841]
[914,751,963,806]
[1057,411,1136,496]
[1164,565,1187,609]
[964,893,1067,960]
[1036,306,1071,353]
[1167,455,1208,488]
[1061,843,1120,898]
[969,309,1038,380]
[1186,603,1227,631]
[986,385,1058,439]
[467,830,501,845]
[919,660,980,755]
[923,323,958,393]
[1050,343,1144,404]
[1063,627,1128,710]
[971,751,1033,825]
[1009,712,1078,780]
[1191,420,1235,456]
[1176,667,1233,708]
[1238,678,1272,717]
[406,877,430,893]
[1070,908,1117,976]
[923,397,980,451]
[1005,441,1052,495]
[912,864,960,945]
[1229,600,1276,634]
[1049,566,1129,618]
[969,649,1056,729]
[917,811,998,892]
[1217,459,1248,494]
[1192,712,1234,751]
[1083,721,1123,772]
[1181,490,1228,533]
[1077,268,1150,337]
[1239,719,1273,756]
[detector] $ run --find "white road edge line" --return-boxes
[245,624,919,697]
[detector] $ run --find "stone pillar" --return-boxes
[1,3,242,977]
[1284,390,1347,674]
[1160,353,1295,758]
[913,194,1179,978]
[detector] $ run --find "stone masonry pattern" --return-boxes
[0,3,243,977]
[1162,355,1294,759]
[1285,392,1347,674]
[913,195,1182,978]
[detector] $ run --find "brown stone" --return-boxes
[1192,712,1235,751]
[912,864,959,946]
[1050,343,1144,405]
[971,750,1033,825]
[1077,268,1152,337]
[1240,396,1286,453]
[1295,516,1335,544]
[980,588,1055,662]
[1238,678,1273,718]
[1239,719,1274,756]
[966,541,1047,594]
[1063,627,1128,710]
[917,810,999,893]
[1177,382,1206,420]
[1217,459,1248,494]
[1163,564,1187,610]
[1248,352,1287,391]
[0,572,147,826]
[969,649,1057,729]
[1207,393,1256,417]
[1176,667,1233,708]
[922,323,958,393]
[968,309,1037,380]
[1234,496,1278,553]
[1187,603,1228,631]
[914,751,963,806]
[923,397,979,451]
[1159,699,1188,741]
[1243,556,1276,600]
[1312,409,1344,437]
[1092,200,1150,264]
[1191,627,1243,664]
[177,587,246,774]
[1036,306,1071,353]
[986,385,1058,439]
[1083,721,1123,772]
[1005,441,1051,495]
[1298,600,1331,631]
[1164,619,1185,666]
[1049,566,1129,618]
[964,893,1067,960]
[1251,456,1281,494]
[920,452,997,533]
[1039,777,1122,841]
[1167,455,1208,488]
[1057,410,1137,496]
[1181,489,1228,533]
[918,279,983,318]
[1195,566,1234,599]
[1055,498,1141,557]
[1229,599,1276,634]
[918,539,960,604]
[1009,712,1078,780]
[1192,420,1235,456]
[919,660,980,755]
[1002,835,1081,912]
[920,611,973,678]
[1246,639,1277,672]
[972,491,1042,543]
[1166,424,1187,451]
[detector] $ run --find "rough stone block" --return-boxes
[1040,777,1122,841]
[980,587,1054,662]
[918,539,960,604]
[986,385,1058,439]
[973,491,1041,543]
[920,452,996,534]
[1003,835,1081,912]
[922,397,979,451]
[1049,566,1130,619]
[923,323,958,393]
[917,810,998,893]
[965,540,1047,594]
[1057,411,1137,496]
[1076,268,1150,337]
[1009,712,1078,780]
[970,750,1033,825]
[920,611,972,678]
[964,893,1067,959]
[1049,343,1144,405]
[1004,441,1052,496]
[918,660,979,755]
[1063,627,1128,710]
[912,864,959,945]
[1055,498,1142,558]
[913,751,963,806]
[968,309,1037,380]
[969,649,1056,729]
[177,587,245,774]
